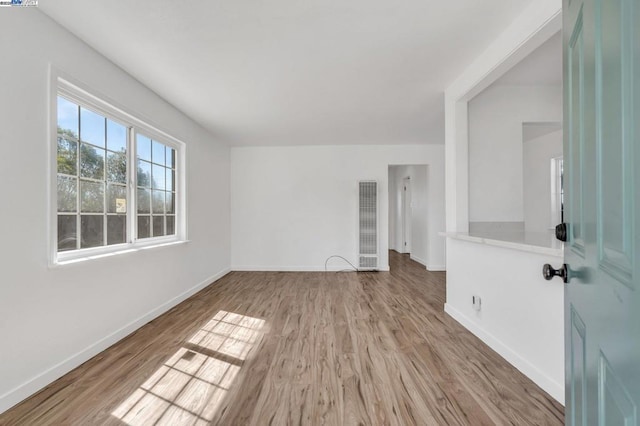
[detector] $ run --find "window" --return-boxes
[135,134,177,239]
[54,81,184,263]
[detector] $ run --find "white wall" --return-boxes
[468,85,562,223]
[388,165,430,268]
[0,10,230,413]
[443,1,564,405]
[231,145,445,271]
[445,238,564,403]
[524,129,563,232]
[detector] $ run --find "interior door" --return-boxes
[563,0,639,424]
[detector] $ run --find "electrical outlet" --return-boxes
[472,295,482,312]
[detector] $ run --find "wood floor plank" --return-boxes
[0,251,564,425]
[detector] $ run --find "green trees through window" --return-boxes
[135,133,176,239]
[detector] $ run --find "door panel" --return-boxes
[564,0,640,425]
[598,353,637,425]
[595,0,634,288]
[570,306,587,425]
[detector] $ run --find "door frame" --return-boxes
[402,177,412,254]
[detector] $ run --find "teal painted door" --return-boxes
[564,0,639,424]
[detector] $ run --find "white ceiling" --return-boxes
[494,31,562,87]
[40,0,534,146]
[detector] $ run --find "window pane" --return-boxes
[107,184,127,214]
[152,140,166,166]
[107,119,127,152]
[152,190,165,214]
[57,137,77,175]
[137,134,152,162]
[152,164,166,190]
[81,215,104,248]
[80,107,105,148]
[166,215,175,235]
[152,216,165,237]
[166,168,174,192]
[137,188,151,214]
[57,176,77,212]
[138,216,150,238]
[165,192,175,214]
[107,151,127,183]
[137,160,151,188]
[81,180,104,213]
[57,215,77,252]
[57,97,78,138]
[107,216,126,245]
[80,144,105,180]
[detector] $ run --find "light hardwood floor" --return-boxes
[1,252,564,425]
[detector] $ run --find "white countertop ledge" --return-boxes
[440,232,564,257]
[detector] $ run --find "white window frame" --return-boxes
[49,74,187,266]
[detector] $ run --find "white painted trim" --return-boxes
[50,69,189,266]
[54,240,190,267]
[426,265,446,272]
[231,266,391,272]
[409,254,427,267]
[443,233,564,257]
[445,2,562,101]
[47,65,58,269]
[0,268,231,415]
[54,71,186,148]
[444,303,564,405]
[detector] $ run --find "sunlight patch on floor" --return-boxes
[112,310,265,425]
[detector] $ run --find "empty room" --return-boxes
[1,0,638,425]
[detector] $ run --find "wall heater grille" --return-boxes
[358,181,378,270]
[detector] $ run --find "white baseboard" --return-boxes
[444,303,564,405]
[0,268,231,415]
[426,264,446,271]
[232,265,390,272]
[409,255,427,267]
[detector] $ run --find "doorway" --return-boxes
[388,165,428,268]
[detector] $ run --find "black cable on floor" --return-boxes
[324,255,359,272]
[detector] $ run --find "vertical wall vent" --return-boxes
[358,181,378,270]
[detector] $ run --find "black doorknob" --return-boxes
[555,223,567,242]
[543,263,568,283]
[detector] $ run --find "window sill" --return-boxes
[51,239,190,268]
[440,231,563,257]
